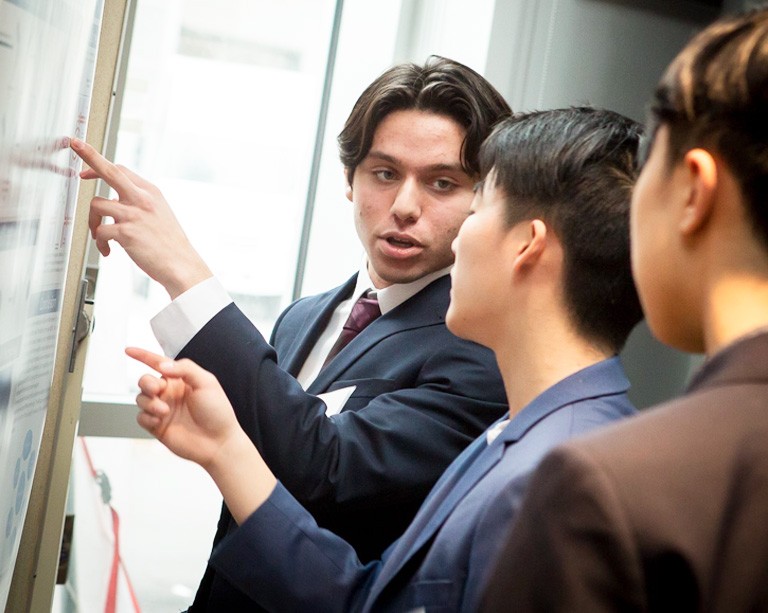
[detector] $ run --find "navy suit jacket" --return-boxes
[180,274,508,611]
[209,358,636,612]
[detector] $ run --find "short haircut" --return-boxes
[338,56,512,185]
[648,6,768,246]
[479,107,644,353]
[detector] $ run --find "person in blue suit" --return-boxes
[480,8,768,611]
[127,106,645,612]
[72,57,511,610]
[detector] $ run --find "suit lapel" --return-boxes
[278,276,357,377]
[368,429,506,603]
[368,358,632,606]
[307,276,450,394]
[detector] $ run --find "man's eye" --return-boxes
[374,169,396,181]
[433,179,457,191]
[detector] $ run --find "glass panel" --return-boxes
[75,1,336,610]
[83,0,337,399]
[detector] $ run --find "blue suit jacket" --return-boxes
[210,358,636,612]
[180,274,508,611]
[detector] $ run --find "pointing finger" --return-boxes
[81,165,156,193]
[126,346,172,373]
[71,138,141,200]
[126,348,216,390]
[159,358,217,390]
[116,164,158,192]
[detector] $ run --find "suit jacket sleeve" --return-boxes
[178,300,507,558]
[478,443,646,612]
[210,482,380,613]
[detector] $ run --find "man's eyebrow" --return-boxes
[366,150,399,165]
[366,150,466,174]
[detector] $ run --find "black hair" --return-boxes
[479,107,644,353]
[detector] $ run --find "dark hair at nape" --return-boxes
[479,106,645,353]
[338,55,511,185]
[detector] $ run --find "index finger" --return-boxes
[126,346,173,372]
[126,347,216,391]
[71,138,141,199]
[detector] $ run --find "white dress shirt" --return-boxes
[150,260,451,389]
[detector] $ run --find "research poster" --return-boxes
[0,0,102,608]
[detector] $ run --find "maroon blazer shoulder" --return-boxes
[480,331,768,612]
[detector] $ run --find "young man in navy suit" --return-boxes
[72,57,511,610]
[480,7,768,611]
[127,105,645,611]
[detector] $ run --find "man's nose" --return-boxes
[390,178,422,222]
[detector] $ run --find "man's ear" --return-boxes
[344,168,353,202]
[512,219,547,272]
[680,148,717,236]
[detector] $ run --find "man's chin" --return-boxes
[370,267,426,288]
[369,259,452,288]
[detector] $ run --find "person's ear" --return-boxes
[512,219,547,272]
[344,169,353,202]
[680,148,717,236]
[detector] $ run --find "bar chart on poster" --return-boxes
[0,0,103,609]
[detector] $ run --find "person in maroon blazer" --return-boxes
[479,7,768,612]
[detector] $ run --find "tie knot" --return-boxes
[321,291,382,368]
[346,293,381,334]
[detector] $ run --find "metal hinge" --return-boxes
[68,278,95,373]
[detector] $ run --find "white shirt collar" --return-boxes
[353,258,452,315]
[486,419,511,445]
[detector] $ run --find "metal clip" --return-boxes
[68,278,94,373]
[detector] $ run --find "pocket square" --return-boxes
[318,386,357,417]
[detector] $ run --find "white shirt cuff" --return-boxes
[150,277,233,357]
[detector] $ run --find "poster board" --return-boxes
[0,1,110,610]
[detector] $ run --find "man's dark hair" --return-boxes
[338,56,511,185]
[479,106,644,353]
[648,6,768,246]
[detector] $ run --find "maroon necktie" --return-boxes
[322,292,381,367]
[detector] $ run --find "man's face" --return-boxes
[348,109,475,288]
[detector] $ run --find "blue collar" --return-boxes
[496,356,630,444]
